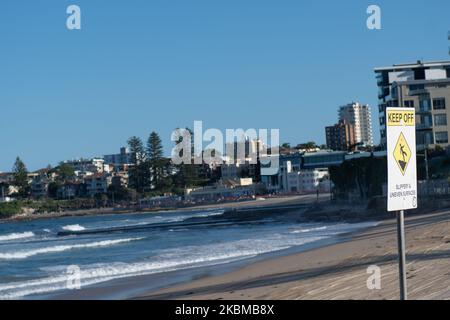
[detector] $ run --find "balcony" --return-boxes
[416,108,431,114]
[416,123,433,130]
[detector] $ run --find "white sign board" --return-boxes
[386,107,418,212]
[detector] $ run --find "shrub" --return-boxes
[0,202,23,218]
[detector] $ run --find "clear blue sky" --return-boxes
[1,0,449,171]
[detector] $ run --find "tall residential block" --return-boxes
[375,60,450,148]
[325,120,356,151]
[338,102,374,147]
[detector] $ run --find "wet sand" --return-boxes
[137,210,450,300]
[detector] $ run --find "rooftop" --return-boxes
[394,78,450,86]
[374,60,450,72]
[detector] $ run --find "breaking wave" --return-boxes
[0,237,144,260]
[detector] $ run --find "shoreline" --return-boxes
[134,209,450,300]
[11,205,450,300]
[0,194,330,223]
[39,214,377,300]
[6,194,448,300]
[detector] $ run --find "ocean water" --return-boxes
[0,208,377,299]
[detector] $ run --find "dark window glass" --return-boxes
[434,114,447,126]
[414,68,426,80]
[433,98,446,110]
[435,131,448,144]
[409,84,425,91]
[404,100,415,108]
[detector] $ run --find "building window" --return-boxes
[434,114,447,126]
[433,98,446,110]
[420,99,431,112]
[435,131,449,144]
[409,84,425,91]
[404,100,415,108]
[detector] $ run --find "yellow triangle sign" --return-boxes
[393,132,411,176]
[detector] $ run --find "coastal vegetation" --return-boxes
[0,201,22,218]
[127,130,216,196]
[329,156,387,200]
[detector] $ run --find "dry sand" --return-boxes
[138,210,450,300]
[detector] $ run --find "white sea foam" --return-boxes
[0,234,325,299]
[0,232,35,242]
[61,224,85,231]
[0,220,378,299]
[191,211,224,218]
[74,210,226,231]
[0,237,144,260]
[290,226,328,234]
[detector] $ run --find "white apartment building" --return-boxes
[84,173,112,196]
[339,102,374,147]
[280,161,330,193]
[375,60,450,148]
[63,158,105,174]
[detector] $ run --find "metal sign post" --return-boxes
[386,107,417,300]
[397,210,407,300]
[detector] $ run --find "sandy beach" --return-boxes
[137,209,450,300]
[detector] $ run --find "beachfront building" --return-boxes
[103,147,132,171]
[224,138,261,164]
[281,166,330,193]
[139,195,182,209]
[260,153,301,192]
[63,158,106,177]
[221,162,259,182]
[221,137,262,182]
[325,120,356,151]
[220,163,240,180]
[338,102,374,146]
[375,60,450,148]
[261,152,335,193]
[111,171,129,189]
[30,173,51,198]
[0,172,15,198]
[301,151,346,169]
[56,182,83,199]
[184,178,264,202]
[84,173,112,196]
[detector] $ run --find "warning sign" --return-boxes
[393,132,411,176]
[386,108,417,212]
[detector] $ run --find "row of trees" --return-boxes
[1,157,79,199]
[2,131,219,201]
[127,131,216,196]
[329,157,386,200]
[127,132,171,194]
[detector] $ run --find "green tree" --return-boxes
[296,141,318,150]
[107,184,131,202]
[56,163,75,182]
[12,157,30,197]
[170,127,212,192]
[329,156,386,200]
[127,136,147,193]
[48,181,62,199]
[146,131,164,190]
